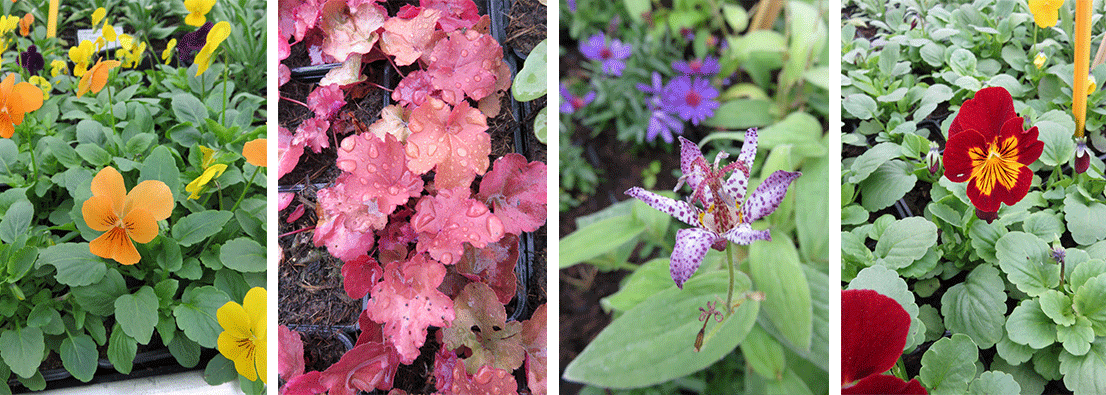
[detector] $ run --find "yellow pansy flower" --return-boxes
[162,38,177,64]
[217,287,266,383]
[184,0,217,27]
[50,59,67,77]
[194,21,230,76]
[91,8,106,27]
[185,163,227,199]
[28,76,50,100]
[1028,0,1064,28]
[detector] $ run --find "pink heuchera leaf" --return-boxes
[318,341,401,394]
[319,53,368,87]
[411,187,505,265]
[278,126,304,178]
[378,207,416,265]
[319,0,386,62]
[441,282,525,373]
[335,133,424,215]
[458,233,519,304]
[282,371,325,395]
[521,304,547,395]
[279,63,291,86]
[427,29,503,104]
[392,70,437,108]
[405,98,490,189]
[307,83,346,119]
[278,325,305,380]
[478,153,548,235]
[278,192,295,211]
[477,60,513,117]
[381,7,442,66]
[281,0,321,43]
[342,255,382,299]
[421,0,480,32]
[312,180,385,262]
[294,115,330,153]
[365,253,455,364]
[433,346,518,395]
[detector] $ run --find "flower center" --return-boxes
[689,59,702,72]
[599,48,612,60]
[685,91,701,106]
[571,96,585,110]
[968,136,1022,196]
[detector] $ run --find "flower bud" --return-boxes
[1074,136,1090,174]
[926,141,941,175]
[1034,51,1047,69]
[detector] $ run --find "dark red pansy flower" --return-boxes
[942,87,1043,223]
[842,289,927,395]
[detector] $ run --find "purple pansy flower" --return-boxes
[560,83,595,114]
[19,45,43,75]
[178,22,213,63]
[579,33,632,76]
[626,129,801,288]
[673,57,720,76]
[664,75,719,125]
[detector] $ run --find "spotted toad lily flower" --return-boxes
[626,129,801,288]
[943,87,1043,223]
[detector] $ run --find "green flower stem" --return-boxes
[725,243,735,315]
[230,165,260,214]
[107,84,117,136]
[221,50,229,125]
[22,123,37,188]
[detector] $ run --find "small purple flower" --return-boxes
[636,71,664,95]
[673,57,720,76]
[664,75,719,125]
[626,129,801,288]
[646,106,683,144]
[19,45,43,75]
[559,84,595,114]
[567,0,576,12]
[579,33,632,76]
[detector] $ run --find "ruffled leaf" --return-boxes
[411,188,505,265]
[364,254,454,364]
[319,0,386,62]
[312,182,384,262]
[433,345,518,395]
[457,233,518,304]
[278,325,304,380]
[478,153,547,235]
[427,30,502,105]
[306,83,346,119]
[342,255,382,300]
[318,341,401,394]
[422,0,480,32]
[392,70,437,108]
[406,98,490,189]
[521,304,547,395]
[335,133,424,215]
[278,126,304,178]
[441,282,525,373]
[381,7,443,66]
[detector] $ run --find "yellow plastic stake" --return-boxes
[1074,0,1091,138]
[47,0,58,38]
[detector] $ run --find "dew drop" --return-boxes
[473,75,481,82]
[367,143,379,158]
[427,144,438,156]
[456,148,467,157]
[467,203,488,217]
[460,50,469,57]
[406,142,420,157]
[409,122,423,133]
[388,186,400,195]
[441,252,453,264]
[431,99,445,110]
[337,159,357,172]
[487,216,504,238]
[366,164,377,172]
[455,82,463,89]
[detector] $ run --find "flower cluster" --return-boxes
[627,128,800,287]
[637,57,721,143]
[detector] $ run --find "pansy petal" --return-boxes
[625,187,699,227]
[243,139,267,167]
[742,170,801,223]
[1005,121,1043,166]
[10,81,44,116]
[123,208,159,244]
[90,227,140,265]
[942,129,985,183]
[678,136,706,191]
[243,287,266,329]
[217,301,252,340]
[125,180,174,221]
[91,167,126,213]
[0,116,13,139]
[842,289,911,383]
[671,228,718,288]
[254,337,267,384]
[82,195,118,232]
[948,87,1015,138]
[844,375,927,395]
[720,223,770,245]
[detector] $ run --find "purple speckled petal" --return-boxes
[738,128,759,169]
[743,170,801,223]
[671,227,719,288]
[723,168,748,203]
[720,223,771,245]
[625,187,699,227]
[678,136,706,192]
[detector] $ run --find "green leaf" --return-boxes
[990,356,1047,395]
[172,93,209,126]
[1058,338,1106,394]
[71,268,126,316]
[750,231,811,351]
[125,133,157,156]
[559,214,642,268]
[847,143,900,184]
[0,327,43,378]
[1073,274,1106,336]
[219,237,266,272]
[1064,193,1106,245]
[996,328,1034,365]
[969,220,1007,264]
[842,93,878,120]
[847,265,924,352]
[968,371,1021,395]
[721,3,748,32]
[874,217,938,270]
[995,232,1058,297]
[140,145,181,198]
[1037,120,1077,167]
[920,334,978,395]
[512,39,546,102]
[114,286,159,344]
[533,107,547,144]
[704,99,775,129]
[172,286,231,348]
[919,304,945,343]
[39,243,106,287]
[1057,316,1095,356]
[0,200,32,244]
[5,246,37,282]
[108,323,137,374]
[1006,299,1056,349]
[1022,211,1065,240]
[562,270,759,388]
[601,258,671,313]
[940,265,1006,348]
[60,334,97,382]
[26,305,63,335]
[171,210,233,247]
[741,326,785,380]
[859,160,917,211]
[795,156,828,263]
[1069,258,1106,294]
[203,354,238,385]
[168,335,201,368]
[1039,290,1076,326]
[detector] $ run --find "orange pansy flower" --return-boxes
[76,59,121,98]
[0,74,44,138]
[18,13,32,37]
[242,138,266,167]
[82,167,174,265]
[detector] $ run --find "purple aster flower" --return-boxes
[626,129,801,288]
[567,0,576,12]
[673,57,720,76]
[560,84,595,114]
[19,45,43,75]
[636,71,664,95]
[579,33,632,76]
[664,75,720,125]
[646,107,684,144]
